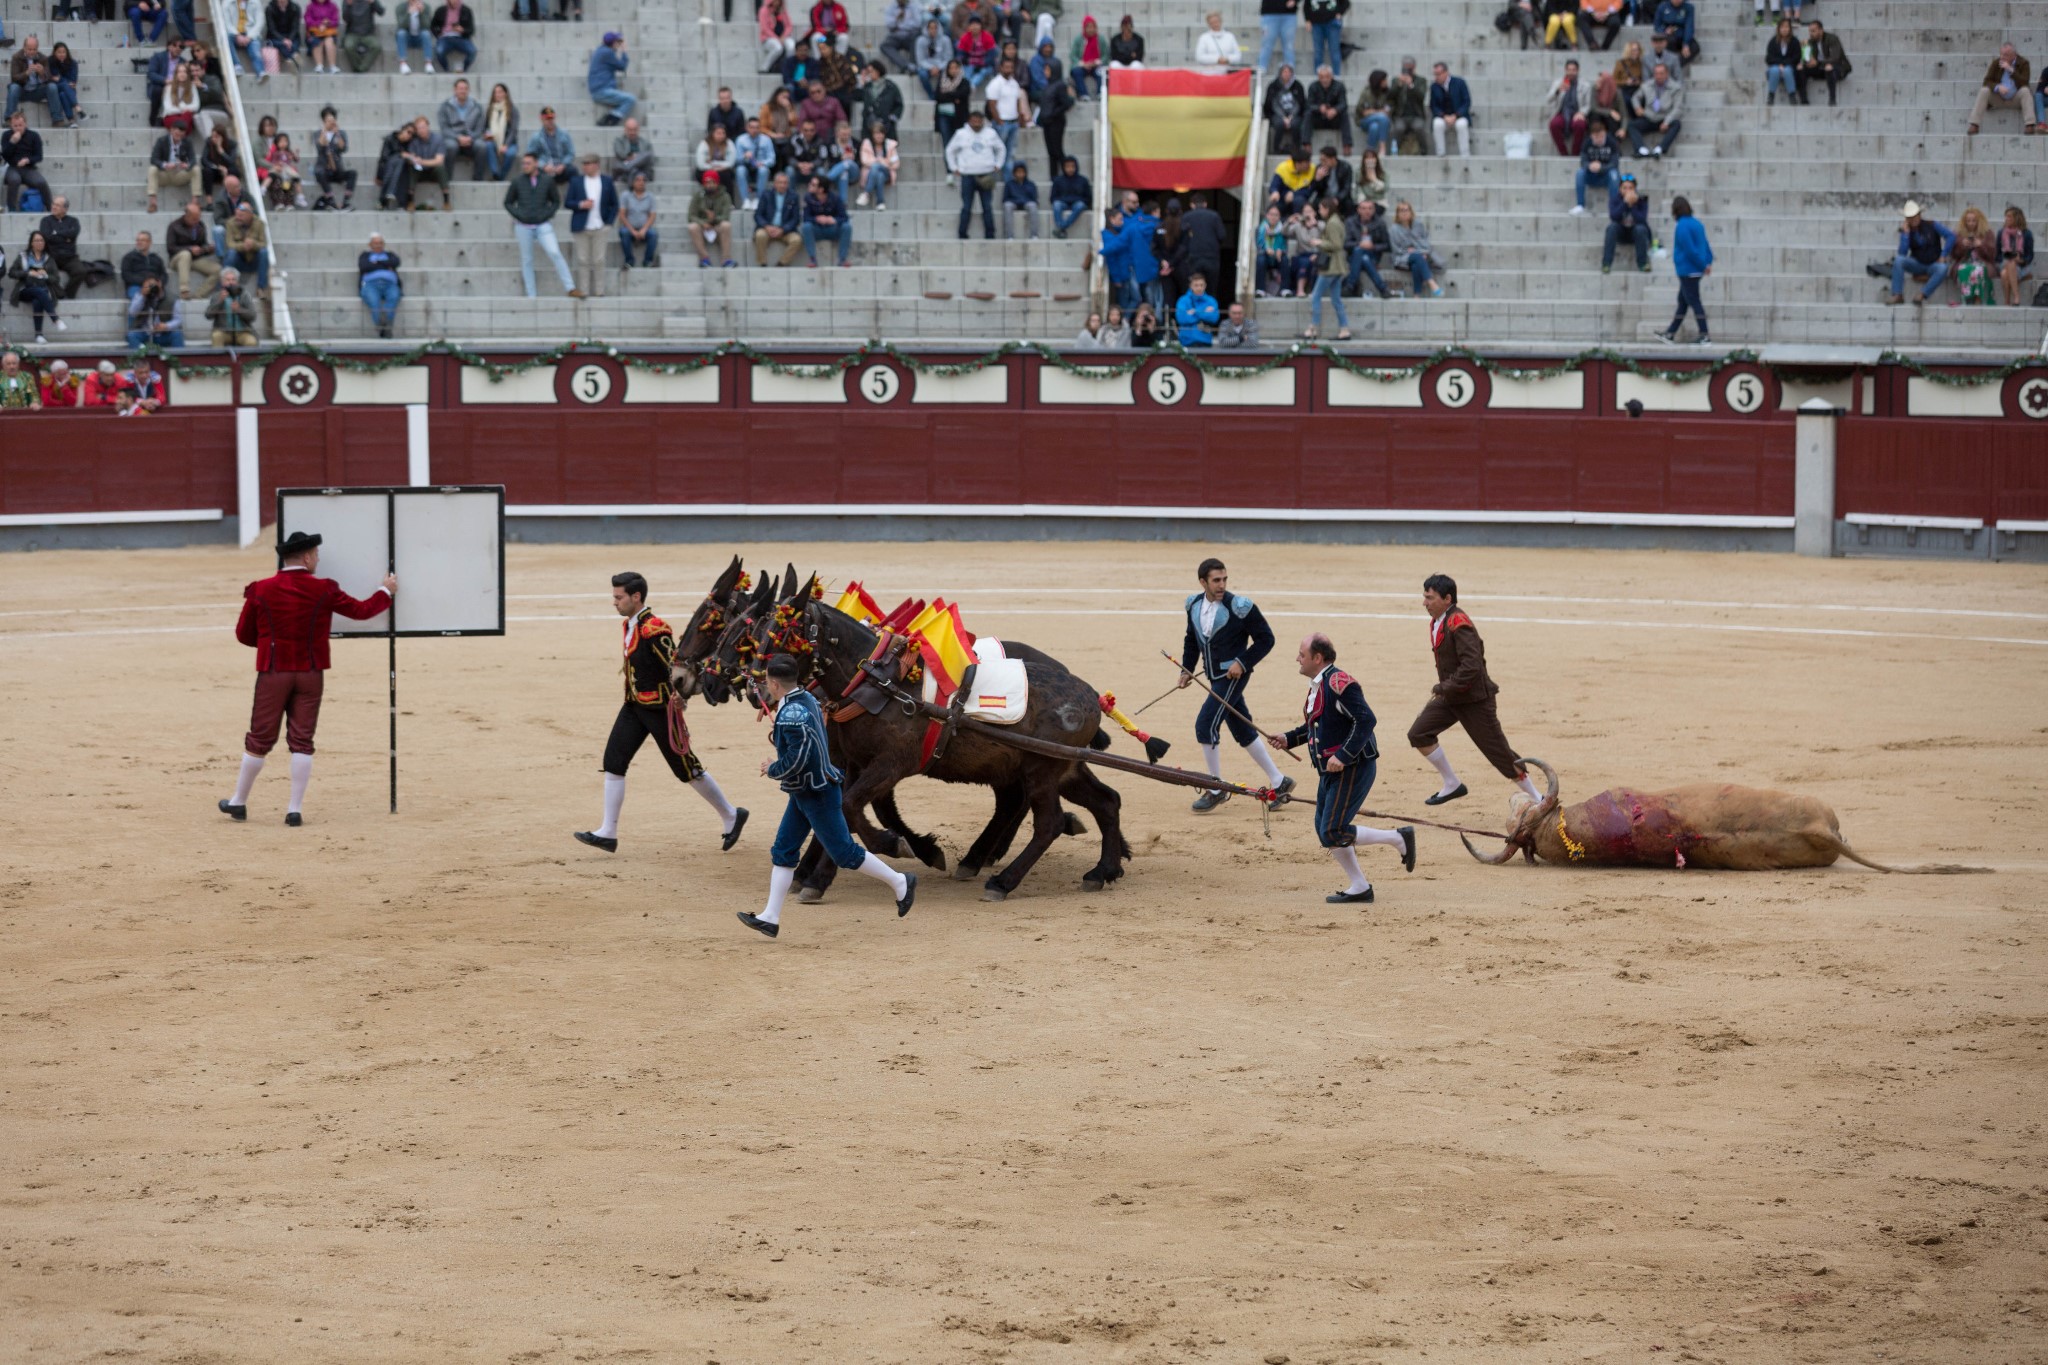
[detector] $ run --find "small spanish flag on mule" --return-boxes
[904,599,977,702]
[832,581,885,625]
[1108,67,1254,190]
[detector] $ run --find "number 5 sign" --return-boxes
[1715,366,1777,417]
[1424,361,1487,410]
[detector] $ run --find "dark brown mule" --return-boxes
[746,593,1130,901]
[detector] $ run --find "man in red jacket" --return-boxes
[220,529,397,825]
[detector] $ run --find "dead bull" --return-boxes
[1464,760,1984,873]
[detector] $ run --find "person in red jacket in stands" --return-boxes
[807,0,849,43]
[38,358,82,407]
[220,529,397,825]
[80,360,125,407]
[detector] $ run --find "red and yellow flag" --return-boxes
[832,581,885,625]
[904,599,977,702]
[1108,68,1254,191]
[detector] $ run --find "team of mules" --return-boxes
[672,558,1129,903]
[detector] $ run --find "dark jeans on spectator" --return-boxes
[19,282,58,331]
[1603,222,1650,269]
[957,175,995,238]
[1628,115,1681,154]
[1344,245,1388,297]
[3,165,53,213]
[171,0,197,39]
[436,36,477,71]
[1795,66,1839,105]
[1583,11,1623,49]
[224,247,270,291]
[129,326,185,347]
[317,166,359,200]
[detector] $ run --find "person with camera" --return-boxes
[206,266,261,346]
[127,276,186,348]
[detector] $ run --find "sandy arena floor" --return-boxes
[3,540,2046,1365]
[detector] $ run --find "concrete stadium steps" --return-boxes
[6,0,2046,351]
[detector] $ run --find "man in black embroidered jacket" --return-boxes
[574,571,748,854]
[1177,557,1293,812]
[1270,632,1414,904]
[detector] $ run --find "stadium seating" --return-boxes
[2,0,2045,350]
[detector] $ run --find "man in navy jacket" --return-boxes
[738,653,916,939]
[1177,557,1292,811]
[1269,632,1414,903]
[567,152,619,295]
[753,169,805,265]
[1428,61,1472,156]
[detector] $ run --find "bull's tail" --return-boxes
[1822,836,1990,875]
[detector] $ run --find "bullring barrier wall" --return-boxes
[3,347,2043,557]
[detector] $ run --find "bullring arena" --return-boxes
[8,0,2048,1356]
[6,539,2046,1363]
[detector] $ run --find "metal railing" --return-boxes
[206,0,296,343]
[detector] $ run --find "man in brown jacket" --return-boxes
[1968,44,2034,134]
[1406,573,1543,807]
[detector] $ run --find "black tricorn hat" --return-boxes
[277,530,324,557]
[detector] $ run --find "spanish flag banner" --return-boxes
[904,599,977,703]
[832,581,885,625]
[1108,67,1255,191]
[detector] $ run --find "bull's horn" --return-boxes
[1521,757,1559,807]
[1462,833,1520,865]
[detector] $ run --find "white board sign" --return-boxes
[276,486,505,637]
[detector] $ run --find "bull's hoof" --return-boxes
[950,863,980,882]
[1081,875,1105,892]
[1060,812,1088,837]
[797,886,825,904]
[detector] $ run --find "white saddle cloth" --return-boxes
[960,637,1029,724]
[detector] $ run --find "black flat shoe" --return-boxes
[1326,886,1374,904]
[722,807,749,852]
[896,872,917,917]
[218,799,246,821]
[1191,788,1231,813]
[574,830,618,852]
[285,812,303,827]
[1399,825,1416,872]
[736,911,779,938]
[1424,784,1468,806]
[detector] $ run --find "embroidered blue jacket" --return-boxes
[1282,665,1379,773]
[1181,592,1276,682]
[766,687,842,791]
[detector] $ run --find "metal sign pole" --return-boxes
[386,490,398,814]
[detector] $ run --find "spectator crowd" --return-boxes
[2,0,2042,361]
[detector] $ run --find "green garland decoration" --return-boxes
[1876,350,2048,386]
[96,339,2045,388]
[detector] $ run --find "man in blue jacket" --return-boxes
[1660,193,1712,344]
[1099,206,1134,308]
[1268,632,1415,904]
[589,31,636,126]
[1174,271,1221,346]
[1886,200,1955,306]
[799,173,852,266]
[1123,201,1161,312]
[1428,61,1472,157]
[567,152,619,296]
[1177,557,1292,811]
[738,653,915,939]
[1651,0,1696,66]
[753,169,805,266]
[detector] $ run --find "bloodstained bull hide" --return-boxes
[1464,760,1983,873]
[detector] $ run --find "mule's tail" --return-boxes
[1824,836,1990,875]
